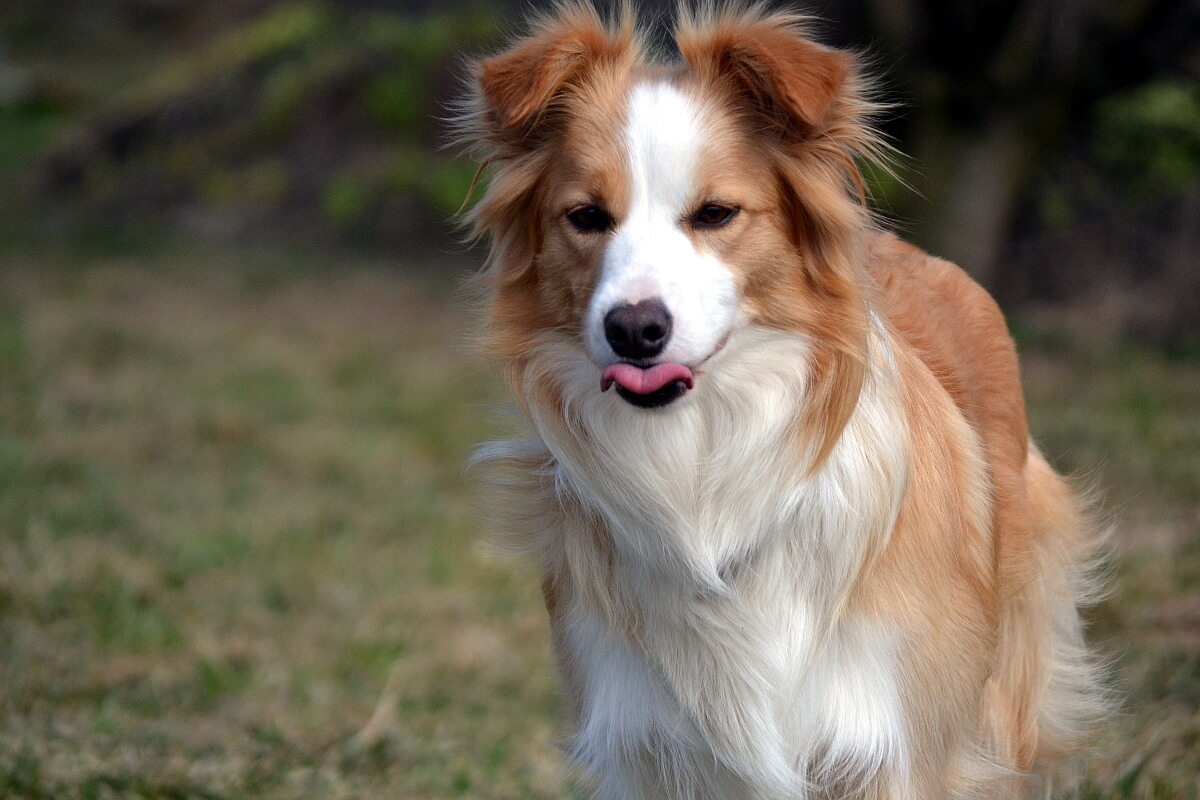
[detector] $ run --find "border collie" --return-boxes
[459,5,1105,797]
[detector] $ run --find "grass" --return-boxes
[0,244,1197,798]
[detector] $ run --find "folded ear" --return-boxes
[474,5,636,149]
[677,10,850,137]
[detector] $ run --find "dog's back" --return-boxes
[867,231,1106,790]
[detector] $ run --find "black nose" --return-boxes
[604,299,672,360]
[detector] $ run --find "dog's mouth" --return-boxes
[601,362,694,408]
[599,334,729,409]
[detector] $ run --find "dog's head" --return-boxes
[459,4,883,461]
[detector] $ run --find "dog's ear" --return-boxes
[677,10,850,138]
[473,6,636,150]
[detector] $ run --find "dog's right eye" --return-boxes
[566,205,613,233]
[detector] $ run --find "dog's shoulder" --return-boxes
[864,230,1029,469]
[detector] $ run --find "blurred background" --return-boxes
[0,1,1196,797]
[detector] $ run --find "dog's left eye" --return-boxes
[692,204,739,228]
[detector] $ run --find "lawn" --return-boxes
[0,245,1196,799]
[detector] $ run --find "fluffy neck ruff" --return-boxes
[477,321,913,794]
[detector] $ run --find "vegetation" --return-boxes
[0,246,1196,798]
[0,2,494,243]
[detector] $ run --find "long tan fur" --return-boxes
[460,5,1106,798]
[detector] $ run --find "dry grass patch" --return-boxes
[0,249,566,799]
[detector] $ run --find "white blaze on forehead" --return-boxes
[625,81,704,217]
[584,80,738,370]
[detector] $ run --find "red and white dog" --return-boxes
[460,5,1104,798]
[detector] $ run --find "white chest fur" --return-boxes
[517,327,914,798]
[567,606,909,799]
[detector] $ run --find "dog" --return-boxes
[458,4,1105,797]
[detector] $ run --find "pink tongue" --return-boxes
[601,363,695,395]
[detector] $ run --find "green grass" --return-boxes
[0,246,1196,798]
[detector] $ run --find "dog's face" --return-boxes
[466,7,872,436]
[549,78,783,408]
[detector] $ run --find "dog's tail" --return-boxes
[981,442,1112,795]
